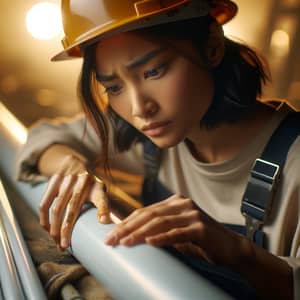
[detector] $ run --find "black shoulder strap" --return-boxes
[241,111,300,241]
[261,111,300,165]
[142,111,300,242]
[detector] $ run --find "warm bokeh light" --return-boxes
[35,89,57,107]
[0,75,20,95]
[270,29,290,56]
[0,102,27,144]
[26,2,62,40]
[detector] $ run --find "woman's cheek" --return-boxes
[110,100,131,122]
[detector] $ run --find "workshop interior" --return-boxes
[0,1,300,299]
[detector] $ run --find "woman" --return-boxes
[16,0,299,299]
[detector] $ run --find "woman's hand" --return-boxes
[105,194,247,266]
[39,154,111,250]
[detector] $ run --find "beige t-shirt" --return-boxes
[16,105,300,298]
[158,105,300,297]
[159,106,300,256]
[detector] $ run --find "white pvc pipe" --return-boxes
[0,284,4,300]
[0,180,47,300]
[0,103,233,300]
[0,214,26,300]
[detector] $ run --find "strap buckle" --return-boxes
[241,159,280,241]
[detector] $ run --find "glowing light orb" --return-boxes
[270,30,290,56]
[26,2,62,40]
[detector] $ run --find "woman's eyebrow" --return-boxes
[96,72,116,83]
[96,46,167,82]
[126,46,167,70]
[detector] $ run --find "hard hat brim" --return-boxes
[51,0,237,61]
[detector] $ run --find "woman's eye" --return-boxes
[144,65,165,79]
[104,85,122,96]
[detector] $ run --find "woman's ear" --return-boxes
[205,22,225,67]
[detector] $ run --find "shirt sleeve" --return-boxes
[283,140,300,300]
[15,114,100,183]
[279,257,300,300]
[15,114,144,184]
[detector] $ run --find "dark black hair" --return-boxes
[79,15,270,167]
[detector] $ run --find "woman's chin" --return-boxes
[149,135,184,149]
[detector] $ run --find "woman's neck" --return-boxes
[186,102,275,163]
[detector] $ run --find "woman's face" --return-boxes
[95,32,214,148]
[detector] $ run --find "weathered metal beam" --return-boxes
[0,213,26,300]
[0,180,47,300]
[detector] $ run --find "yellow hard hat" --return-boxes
[52,0,237,61]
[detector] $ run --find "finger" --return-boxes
[49,175,76,243]
[105,196,194,246]
[60,174,90,249]
[119,210,200,246]
[145,223,202,247]
[90,181,111,224]
[58,154,86,175]
[39,174,63,230]
[122,194,193,224]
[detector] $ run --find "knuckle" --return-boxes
[164,230,174,239]
[194,222,205,236]
[68,174,77,181]
[128,232,137,240]
[156,216,170,227]
[144,210,157,219]
[131,208,143,217]
[171,194,181,202]
[39,201,49,212]
[69,193,81,207]
[115,224,130,236]
[77,172,89,180]
[174,193,183,199]
[51,204,61,216]
[183,197,194,207]
[172,195,186,205]
[191,209,201,220]
[115,222,127,232]
[174,227,184,235]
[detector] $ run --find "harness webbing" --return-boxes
[241,111,300,242]
[142,110,300,246]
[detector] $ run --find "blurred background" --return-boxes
[0,0,300,128]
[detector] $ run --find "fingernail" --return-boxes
[105,234,117,246]
[61,238,69,248]
[99,214,111,224]
[56,244,64,252]
[120,236,133,246]
[145,237,156,245]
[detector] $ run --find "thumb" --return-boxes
[90,181,112,224]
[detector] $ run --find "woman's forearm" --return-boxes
[37,144,87,177]
[232,236,293,300]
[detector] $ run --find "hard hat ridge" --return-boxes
[52,0,237,61]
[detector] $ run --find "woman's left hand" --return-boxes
[105,194,247,266]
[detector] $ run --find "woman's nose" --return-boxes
[131,90,159,118]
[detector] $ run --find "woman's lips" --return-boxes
[141,121,171,137]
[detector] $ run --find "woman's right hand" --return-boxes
[39,154,111,250]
